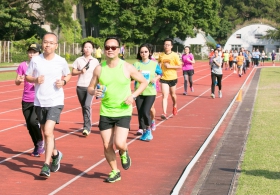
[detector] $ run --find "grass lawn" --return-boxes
[236,67,280,195]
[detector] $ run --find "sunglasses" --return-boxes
[140,51,149,54]
[105,46,119,51]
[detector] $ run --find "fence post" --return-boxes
[4,41,5,63]
[64,42,66,55]
[0,41,2,63]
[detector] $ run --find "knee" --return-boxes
[103,142,114,152]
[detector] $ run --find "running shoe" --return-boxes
[82,129,91,136]
[31,147,40,157]
[151,120,156,131]
[136,129,143,135]
[219,91,222,98]
[211,93,215,99]
[50,151,63,172]
[119,150,131,170]
[146,130,153,141]
[161,114,167,120]
[173,107,178,116]
[190,87,194,92]
[140,130,149,141]
[183,92,187,95]
[239,74,241,77]
[39,163,50,178]
[105,170,121,183]
[37,140,45,155]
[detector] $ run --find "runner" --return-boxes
[210,49,223,99]
[158,38,181,119]
[223,50,229,70]
[134,43,162,140]
[236,51,245,77]
[72,41,99,136]
[95,45,103,63]
[87,37,148,183]
[25,32,72,178]
[15,43,44,157]
[181,46,195,95]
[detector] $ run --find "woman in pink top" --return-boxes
[15,43,44,157]
[182,46,195,95]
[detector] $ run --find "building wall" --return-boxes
[224,24,280,53]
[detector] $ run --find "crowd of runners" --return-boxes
[14,32,276,183]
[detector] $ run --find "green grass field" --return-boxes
[236,67,280,195]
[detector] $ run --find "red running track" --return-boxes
[0,62,274,194]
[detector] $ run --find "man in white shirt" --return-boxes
[26,32,71,178]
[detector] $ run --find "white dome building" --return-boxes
[224,24,280,53]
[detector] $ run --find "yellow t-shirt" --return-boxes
[158,52,180,80]
[95,48,102,58]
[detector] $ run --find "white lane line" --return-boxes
[170,68,256,195]
[49,72,233,194]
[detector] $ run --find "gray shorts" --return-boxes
[35,105,64,124]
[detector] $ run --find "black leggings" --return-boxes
[211,72,223,94]
[22,101,43,147]
[135,95,156,129]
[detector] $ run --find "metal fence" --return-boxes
[0,41,190,62]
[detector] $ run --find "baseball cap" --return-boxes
[216,44,221,48]
[27,43,41,53]
[211,48,214,51]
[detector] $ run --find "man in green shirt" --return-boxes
[88,37,147,183]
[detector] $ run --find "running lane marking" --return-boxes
[49,72,234,195]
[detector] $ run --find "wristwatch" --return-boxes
[132,94,137,100]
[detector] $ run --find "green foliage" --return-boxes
[80,37,105,48]
[88,0,221,45]
[65,53,71,62]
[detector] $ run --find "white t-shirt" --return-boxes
[26,54,70,107]
[72,56,99,87]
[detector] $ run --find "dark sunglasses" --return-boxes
[105,46,119,51]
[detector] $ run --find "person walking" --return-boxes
[271,50,276,66]
[15,43,44,157]
[25,32,72,178]
[181,46,195,95]
[87,37,148,183]
[72,41,99,136]
[261,50,266,66]
[210,49,223,99]
[158,38,181,119]
[134,43,162,140]
[236,51,245,77]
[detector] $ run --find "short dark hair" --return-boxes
[163,38,173,45]
[43,32,58,43]
[104,37,121,47]
[136,43,152,60]
[81,41,95,55]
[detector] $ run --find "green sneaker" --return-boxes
[105,170,121,183]
[39,163,50,178]
[50,151,63,172]
[119,150,131,170]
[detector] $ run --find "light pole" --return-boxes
[91,27,94,37]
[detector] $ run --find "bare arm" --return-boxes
[72,68,86,76]
[15,74,24,85]
[88,65,101,96]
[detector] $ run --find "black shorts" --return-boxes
[160,79,177,87]
[35,105,64,124]
[98,115,131,131]
[183,70,194,76]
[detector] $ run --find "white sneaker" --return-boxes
[136,129,143,135]
[219,91,222,98]
[211,93,215,99]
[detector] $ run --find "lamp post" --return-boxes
[91,27,94,37]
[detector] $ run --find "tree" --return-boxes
[87,0,221,44]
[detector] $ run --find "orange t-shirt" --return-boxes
[236,56,244,65]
